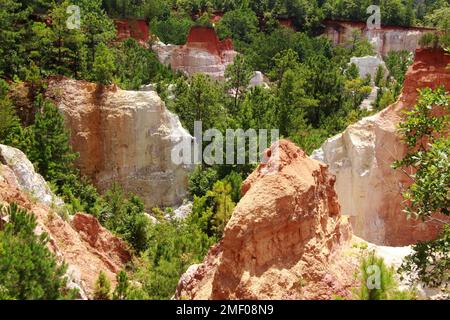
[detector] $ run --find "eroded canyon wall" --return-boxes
[176,140,358,300]
[312,49,450,246]
[152,26,238,80]
[45,78,193,210]
[323,20,435,56]
[114,19,149,44]
[0,144,131,298]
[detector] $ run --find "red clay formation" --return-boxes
[114,19,149,44]
[176,140,358,300]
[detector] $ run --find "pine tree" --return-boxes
[94,271,111,300]
[28,96,78,189]
[112,271,129,300]
[374,65,385,87]
[92,43,116,85]
[0,80,21,144]
[73,0,115,72]
[0,203,71,300]
[48,0,85,76]
[0,0,30,78]
[225,55,253,114]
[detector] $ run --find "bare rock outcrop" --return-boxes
[323,20,435,55]
[114,19,149,44]
[45,78,193,210]
[312,49,450,246]
[0,144,131,298]
[350,56,388,83]
[152,26,238,81]
[176,140,358,300]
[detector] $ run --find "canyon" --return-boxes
[312,49,450,246]
[175,48,449,299]
[323,20,434,56]
[45,78,193,210]
[0,144,131,298]
[0,15,446,301]
[152,26,238,80]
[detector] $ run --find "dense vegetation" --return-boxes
[0,203,76,300]
[0,0,448,300]
[102,0,450,34]
[394,88,449,297]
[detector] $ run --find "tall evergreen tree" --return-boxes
[0,0,30,78]
[225,55,253,114]
[28,96,78,189]
[0,203,72,300]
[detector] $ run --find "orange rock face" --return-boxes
[152,26,238,80]
[0,145,131,298]
[312,49,450,245]
[114,19,149,44]
[176,140,358,300]
[44,78,193,210]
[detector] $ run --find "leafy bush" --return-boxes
[393,87,449,295]
[399,225,449,292]
[393,87,449,219]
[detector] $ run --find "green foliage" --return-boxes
[423,6,450,48]
[0,80,21,144]
[0,203,74,300]
[344,30,375,57]
[238,86,277,130]
[188,166,219,198]
[103,0,171,19]
[399,225,449,291]
[190,176,236,239]
[223,171,243,203]
[0,0,30,78]
[32,1,85,77]
[355,250,416,300]
[149,14,193,45]
[374,65,385,87]
[75,0,116,70]
[344,77,372,108]
[92,43,116,85]
[216,9,258,43]
[346,63,359,80]
[171,74,227,135]
[384,50,413,90]
[323,0,417,27]
[419,32,441,49]
[393,87,449,296]
[113,270,129,300]
[393,87,449,219]
[103,183,151,253]
[94,271,111,300]
[376,88,396,110]
[27,97,78,189]
[207,180,236,237]
[225,55,253,113]
[132,217,215,300]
